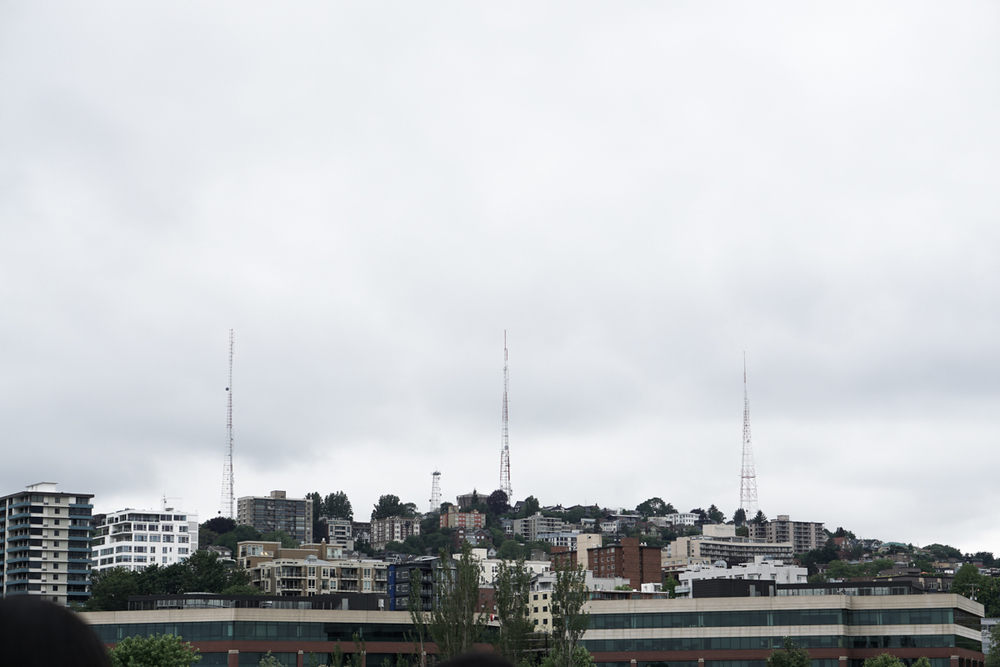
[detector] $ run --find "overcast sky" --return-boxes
[2,2,999,553]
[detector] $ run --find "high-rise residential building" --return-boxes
[91,502,198,572]
[236,490,313,544]
[0,482,94,605]
[748,515,826,554]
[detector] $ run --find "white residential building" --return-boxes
[471,548,551,585]
[653,513,698,527]
[537,531,581,550]
[92,502,198,572]
[513,512,570,542]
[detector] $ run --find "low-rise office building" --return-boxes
[583,591,984,667]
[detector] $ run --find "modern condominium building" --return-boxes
[236,490,313,544]
[91,504,199,572]
[0,482,94,606]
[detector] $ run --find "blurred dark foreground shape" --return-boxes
[0,595,110,667]
[437,653,515,667]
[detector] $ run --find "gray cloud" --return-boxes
[1,2,998,550]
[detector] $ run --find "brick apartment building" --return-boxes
[577,537,660,590]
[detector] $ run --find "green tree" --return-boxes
[494,559,535,664]
[519,496,541,518]
[733,508,747,526]
[952,563,983,598]
[987,624,1000,667]
[325,491,354,521]
[551,558,590,667]
[487,489,510,516]
[423,544,487,660]
[215,524,263,554]
[202,517,236,535]
[752,510,768,525]
[258,652,282,667]
[372,494,417,521]
[109,633,202,667]
[976,552,996,567]
[913,658,933,667]
[87,567,139,611]
[861,654,904,667]
[261,530,299,548]
[924,544,962,560]
[707,505,726,523]
[766,637,810,667]
[635,497,669,518]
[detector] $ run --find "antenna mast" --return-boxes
[221,329,235,518]
[429,471,441,513]
[499,332,512,501]
[739,353,759,519]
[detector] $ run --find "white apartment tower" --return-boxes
[92,501,199,572]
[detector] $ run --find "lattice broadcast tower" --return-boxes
[220,329,235,518]
[499,331,512,502]
[739,354,759,519]
[429,471,441,513]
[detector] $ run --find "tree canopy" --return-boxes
[766,638,810,667]
[109,633,201,667]
[733,508,747,526]
[87,551,252,611]
[487,489,510,515]
[635,497,670,518]
[861,654,904,667]
[707,504,726,523]
[372,494,417,521]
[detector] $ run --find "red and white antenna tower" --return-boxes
[221,329,235,518]
[739,353,759,518]
[499,332,512,501]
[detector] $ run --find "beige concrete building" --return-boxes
[237,539,387,596]
[748,514,825,554]
[669,524,793,565]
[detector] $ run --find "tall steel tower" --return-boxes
[429,471,442,513]
[739,354,759,518]
[221,329,235,518]
[499,332,512,501]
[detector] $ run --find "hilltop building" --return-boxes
[237,491,312,544]
[370,516,420,550]
[748,514,825,553]
[667,524,793,567]
[0,482,94,606]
